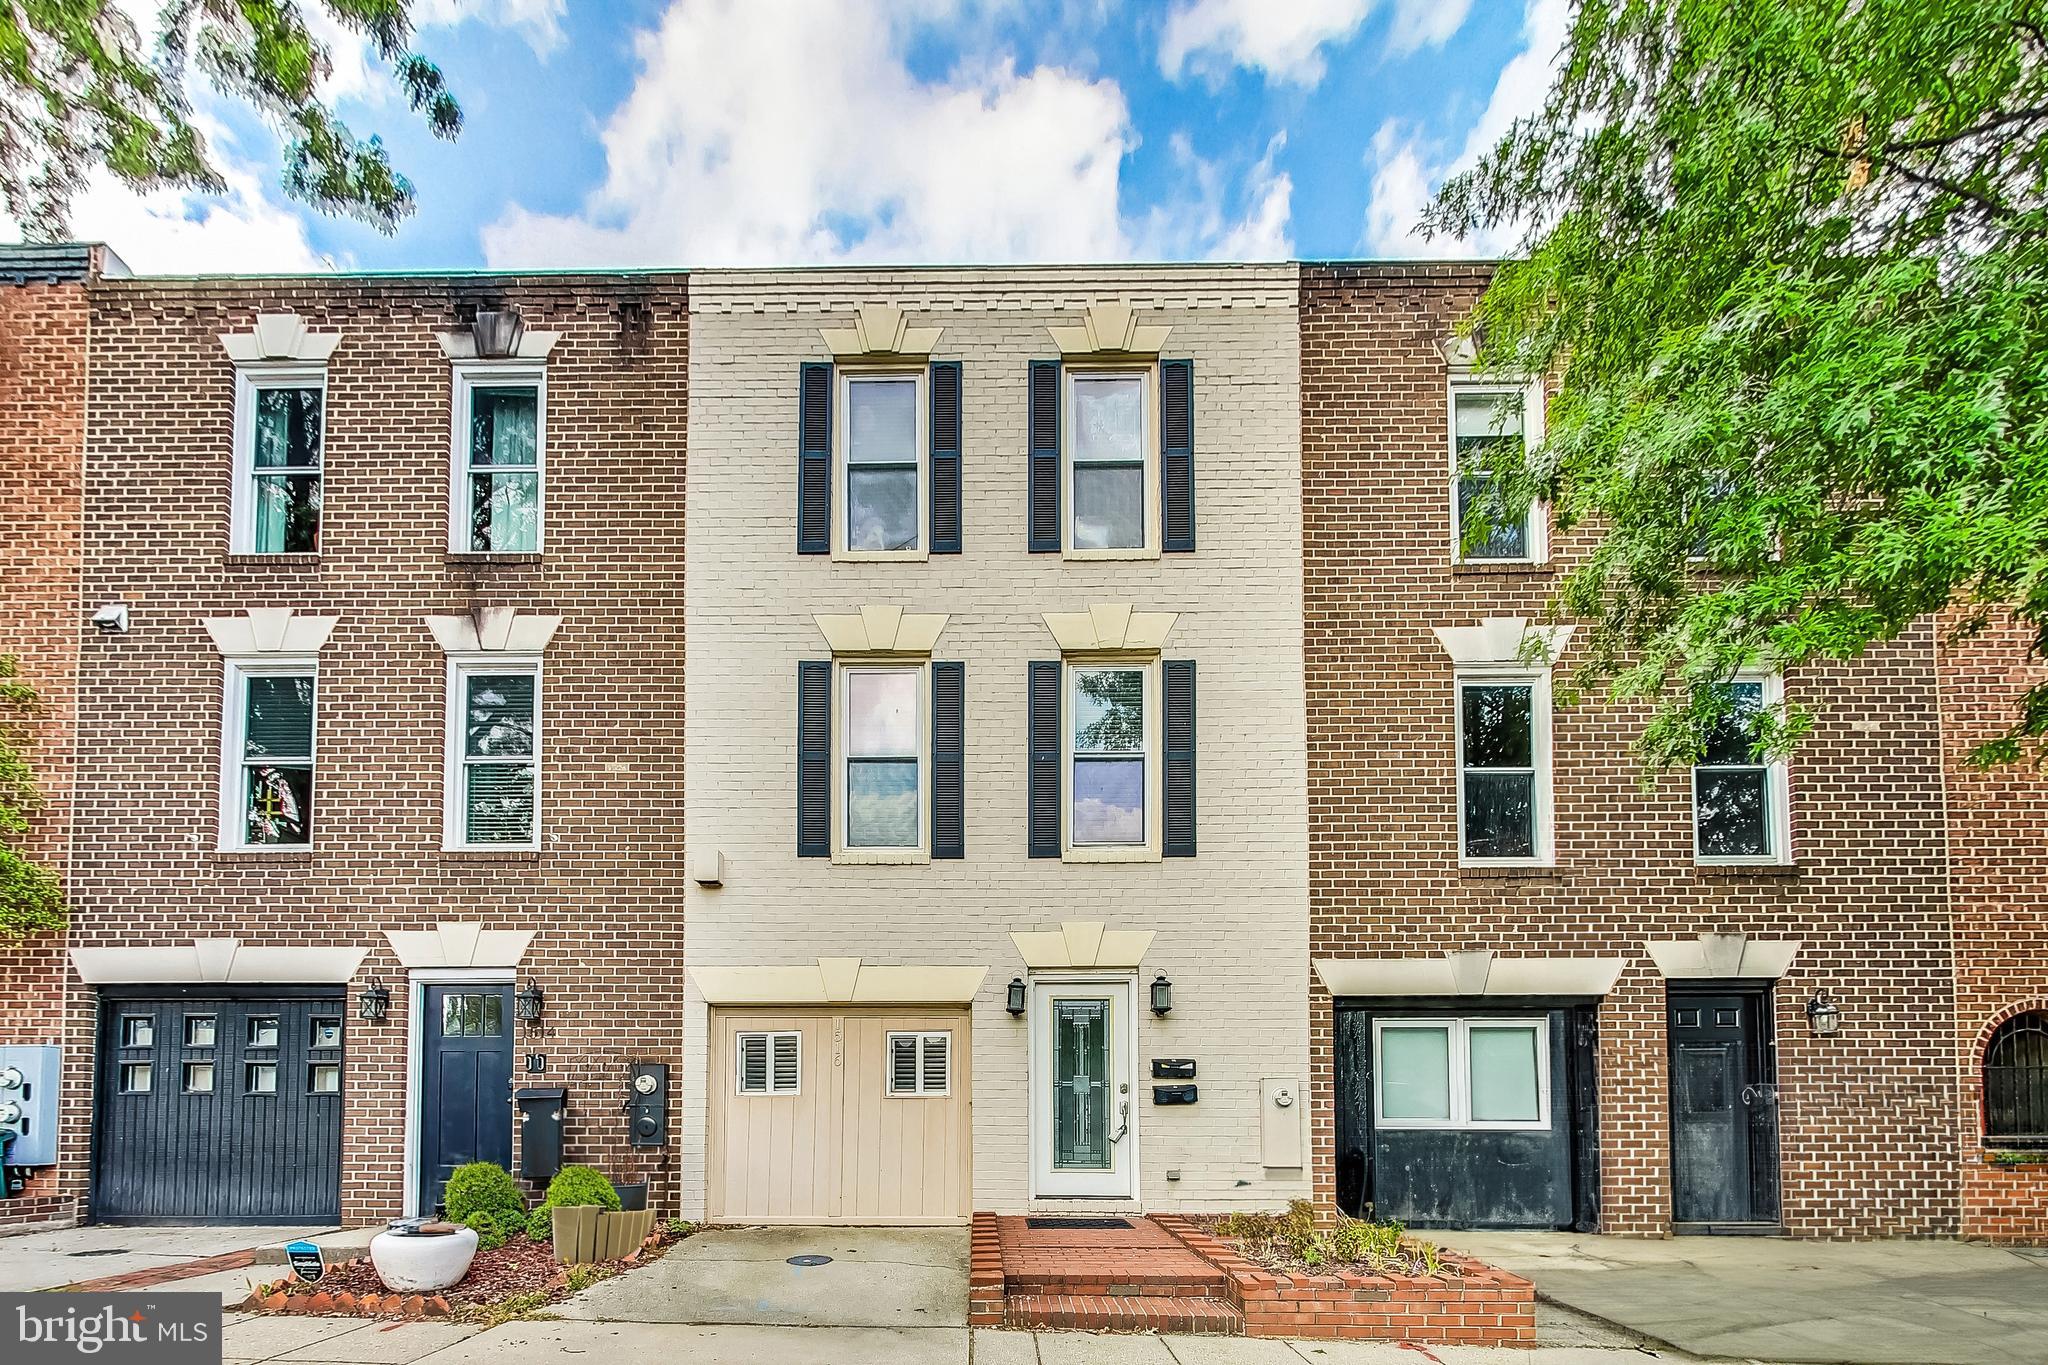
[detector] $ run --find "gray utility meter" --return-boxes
[0,1046,60,1171]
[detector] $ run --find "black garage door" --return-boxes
[94,988,343,1224]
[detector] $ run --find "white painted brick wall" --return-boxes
[683,265,1307,1215]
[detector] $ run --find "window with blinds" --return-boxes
[886,1031,951,1096]
[736,1031,801,1096]
[448,662,540,848]
[221,662,315,849]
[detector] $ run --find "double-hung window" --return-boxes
[1068,661,1152,852]
[736,1031,800,1096]
[445,660,540,849]
[1374,1017,1550,1130]
[840,371,924,556]
[232,367,324,554]
[1067,369,1153,555]
[1457,673,1550,864]
[1693,675,1789,863]
[219,661,316,848]
[1450,384,1544,564]
[452,364,544,553]
[887,1031,951,1096]
[841,665,924,854]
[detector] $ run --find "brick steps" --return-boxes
[1003,1291,1245,1335]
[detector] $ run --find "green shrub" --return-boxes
[543,1165,620,1211]
[526,1205,556,1241]
[464,1209,513,1252]
[443,1162,523,1226]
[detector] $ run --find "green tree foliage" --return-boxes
[0,0,462,239]
[0,655,62,940]
[1427,1,2048,767]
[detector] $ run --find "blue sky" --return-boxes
[65,0,1565,274]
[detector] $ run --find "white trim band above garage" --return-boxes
[1011,920,1156,970]
[384,922,536,970]
[692,958,989,1007]
[71,938,366,985]
[1314,950,1625,998]
[1647,933,1800,980]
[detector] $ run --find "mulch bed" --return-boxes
[241,1229,676,1321]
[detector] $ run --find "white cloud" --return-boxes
[417,0,567,56]
[1159,0,1472,84]
[483,0,1288,269]
[60,157,332,275]
[1358,0,1567,256]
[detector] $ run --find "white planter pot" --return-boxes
[369,1227,479,1292]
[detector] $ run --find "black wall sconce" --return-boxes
[1006,978,1027,1016]
[1151,973,1173,1016]
[515,981,547,1025]
[1805,989,1841,1037]
[357,979,391,1024]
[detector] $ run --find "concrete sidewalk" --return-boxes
[0,1222,333,1293]
[1436,1230,2048,1365]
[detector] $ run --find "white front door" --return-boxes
[1030,977,1137,1198]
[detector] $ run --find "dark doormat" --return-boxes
[1025,1216,1132,1229]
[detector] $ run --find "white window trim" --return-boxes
[448,361,547,554]
[1063,362,1160,561]
[735,1030,802,1097]
[1448,378,1547,566]
[442,655,542,851]
[831,659,930,865]
[1372,1016,1552,1132]
[230,363,326,555]
[885,1030,952,1097]
[1454,668,1554,867]
[217,657,318,852]
[1693,671,1793,866]
[834,366,929,562]
[1062,655,1161,863]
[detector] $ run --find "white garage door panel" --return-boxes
[710,1008,970,1224]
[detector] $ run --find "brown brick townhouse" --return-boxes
[0,248,2040,1241]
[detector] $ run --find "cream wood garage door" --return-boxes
[707,1008,971,1223]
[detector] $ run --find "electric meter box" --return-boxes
[0,1045,61,1166]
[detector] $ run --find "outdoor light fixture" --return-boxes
[1151,973,1174,1016]
[357,980,390,1024]
[1806,990,1841,1037]
[471,308,525,359]
[514,981,546,1025]
[1006,978,1027,1016]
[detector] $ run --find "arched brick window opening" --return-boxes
[1983,1011,2048,1150]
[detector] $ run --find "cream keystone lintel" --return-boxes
[1047,302,1173,356]
[1314,951,1625,998]
[219,312,342,364]
[813,606,950,656]
[71,938,366,985]
[1041,604,1179,654]
[436,330,561,361]
[1432,617,1575,668]
[425,607,563,655]
[384,922,536,970]
[1647,933,1801,980]
[205,608,341,658]
[1011,920,1157,971]
[691,958,989,1007]
[818,303,945,359]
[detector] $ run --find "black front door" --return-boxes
[1667,987,1780,1228]
[419,984,513,1214]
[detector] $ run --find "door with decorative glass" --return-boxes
[1031,978,1137,1197]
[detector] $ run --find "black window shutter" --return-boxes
[1160,358,1195,552]
[931,661,965,858]
[1027,360,1061,552]
[1164,659,1196,856]
[930,361,963,554]
[797,660,831,856]
[1028,660,1061,856]
[797,363,832,554]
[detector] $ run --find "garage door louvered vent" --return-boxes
[737,1031,800,1095]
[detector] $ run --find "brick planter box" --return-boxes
[1153,1215,1535,1346]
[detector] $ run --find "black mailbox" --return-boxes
[1151,1058,1196,1080]
[1153,1084,1198,1105]
[514,1087,566,1181]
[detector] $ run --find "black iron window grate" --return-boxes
[1984,1011,2048,1149]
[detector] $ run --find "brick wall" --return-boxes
[1300,263,1958,1237]
[1938,615,2048,1241]
[66,276,688,1224]
[0,276,88,1226]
